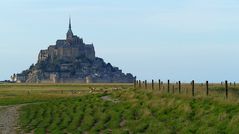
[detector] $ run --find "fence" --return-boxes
[133,79,238,99]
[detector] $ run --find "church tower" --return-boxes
[66,17,74,41]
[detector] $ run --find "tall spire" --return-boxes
[69,17,71,29]
[67,17,74,40]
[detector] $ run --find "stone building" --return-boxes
[14,18,135,83]
[38,18,95,63]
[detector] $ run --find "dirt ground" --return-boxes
[0,105,22,134]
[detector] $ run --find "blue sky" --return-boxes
[1,0,239,82]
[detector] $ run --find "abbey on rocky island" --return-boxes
[12,18,135,83]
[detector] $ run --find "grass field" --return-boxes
[0,84,130,105]
[1,83,239,133]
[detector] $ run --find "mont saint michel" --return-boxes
[12,19,135,83]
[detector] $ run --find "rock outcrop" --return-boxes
[13,19,135,83]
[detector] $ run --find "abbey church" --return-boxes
[39,19,95,63]
[13,19,135,83]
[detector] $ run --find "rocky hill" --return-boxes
[12,19,135,83]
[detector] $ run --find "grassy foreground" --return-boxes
[14,86,239,134]
[1,84,239,133]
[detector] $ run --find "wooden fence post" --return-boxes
[159,79,161,91]
[167,80,170,93]
[234,82,236,87]
[139,80,142,88]
[143,80,146,89]
[192,80,195,97]
[152,80,154,90]
[206,81,209,96]
[178,81,181,93]
[225,80,228,99]
[144,80,148,89]
[143,80,144,89]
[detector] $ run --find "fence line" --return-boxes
[134,79,238,99]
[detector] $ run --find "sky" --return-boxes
[1,0,239,82]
